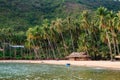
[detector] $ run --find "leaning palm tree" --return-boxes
[80,10,91,54]
[116,11,120,55]
[107,11,118,56]
[65,17,75,52]
[96,7,108,29]
[26,28,39,59]
[96,7,113,60]
[50,22,62,58]
[1,28,7,59]
[52,18,68,56]
[42,21,57,59]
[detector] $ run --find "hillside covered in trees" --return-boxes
[0,0,120,30]
[0,0,120,60]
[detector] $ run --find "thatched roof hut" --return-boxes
[115,55,120,60]
[66,52,90,61]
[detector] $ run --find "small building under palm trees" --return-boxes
[115,55,120,60]
[66,52,90,61]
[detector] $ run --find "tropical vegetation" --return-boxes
[0,0,120,60]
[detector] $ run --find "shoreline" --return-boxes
[0,60,120,70]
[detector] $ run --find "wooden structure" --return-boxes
[10,45,24,58]
[66,52,90,61]
[115,55,120,60]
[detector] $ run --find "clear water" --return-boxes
[0,63,120,80]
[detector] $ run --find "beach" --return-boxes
[0,60,120,70]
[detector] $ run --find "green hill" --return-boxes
[0,0,120,31]
[76,0,120,11]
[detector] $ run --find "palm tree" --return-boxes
[1,28,7,59]
[96,7,108,29]
[52,18,68,56]
[50,22,62,58]
[65,17,75,52]
[26,28,39,59]
[107,11,118,56]
[114,11,120,55]
[42,21,57,59]
[96,7,113,60]
[80,10,91,54]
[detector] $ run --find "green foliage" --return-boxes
[77,0,120,11]
[0,0,120,60]
[0,0,120,30]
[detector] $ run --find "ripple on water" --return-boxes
[0,63,120,80]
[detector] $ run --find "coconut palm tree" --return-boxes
[96,7,113,60]
[52,18,68,56]
[80,10,91,54]
[96,7,108,29]
[116,11,120,55]
[50,21,62,58]
[65,17,75,52]
[42,21,57,59]
[26,27,38,59]
[107,11,118,56]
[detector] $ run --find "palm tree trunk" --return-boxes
[60,33,68,56]
[53,40,61,58]
[116,39,120,55]
[28,48,30,59]
[39,41,44,59]
[35,40,41,59]
[31,40,39,59]
[47,38,56,59]
[106,32,113,60]
[111,30,117,56]
[70,30,75,51]
[112,37,116,55]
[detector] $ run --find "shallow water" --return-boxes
[0,63,120,80]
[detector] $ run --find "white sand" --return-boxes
[0,60,120,70]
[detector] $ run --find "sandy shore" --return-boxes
[0,60,120,70]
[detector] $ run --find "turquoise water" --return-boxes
[0,63,120,80]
